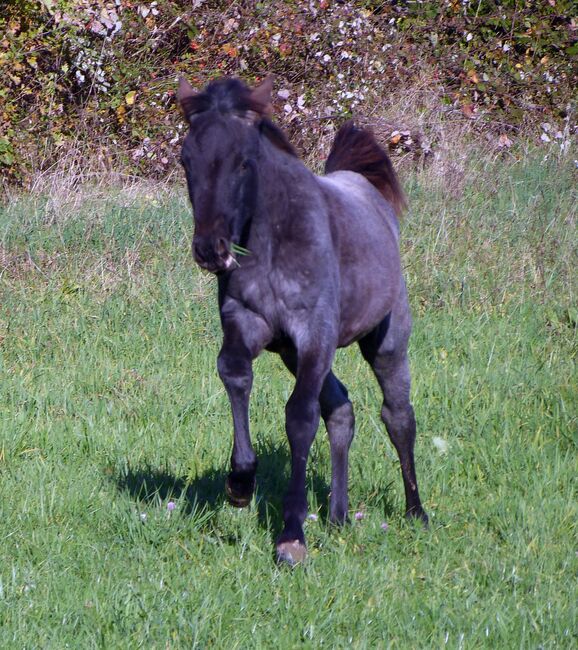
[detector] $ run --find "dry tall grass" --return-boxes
[3,78,573,221]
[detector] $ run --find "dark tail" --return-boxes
[325,120,407,217]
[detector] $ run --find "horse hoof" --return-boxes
[329,509,349,526]
[406,507,429,527]
[225,474,255,508]
[276,540,307,567]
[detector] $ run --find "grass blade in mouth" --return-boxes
[230,243,252,256]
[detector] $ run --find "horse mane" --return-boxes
[180,77,297,157]
[325,120,407,217]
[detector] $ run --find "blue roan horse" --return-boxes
[178,76,428,565]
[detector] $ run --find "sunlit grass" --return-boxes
[0,150,576,647]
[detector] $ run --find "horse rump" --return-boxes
[325,120,406,217]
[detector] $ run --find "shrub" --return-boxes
[1,0,575,188]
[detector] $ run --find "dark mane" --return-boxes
[181,77,297,157]
[258,119,297,157]
[325,120,406,217]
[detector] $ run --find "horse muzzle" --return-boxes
[192,236,236,274]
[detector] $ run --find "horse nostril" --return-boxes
[215,237,229,257]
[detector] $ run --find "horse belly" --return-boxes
[338,265,398,346]
[334,213,401,347]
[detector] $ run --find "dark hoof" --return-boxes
[276,540,307,566]
[406,507,429,527]
[329,509,349,527]
[225,473,255,508]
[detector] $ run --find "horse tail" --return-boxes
[324,120,407,217]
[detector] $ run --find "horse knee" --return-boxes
[217,352,252,392]
[327,400,355,449]
[286,392,320,425]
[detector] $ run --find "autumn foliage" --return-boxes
[1,0,576,187]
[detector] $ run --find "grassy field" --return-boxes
[0,149,576,648]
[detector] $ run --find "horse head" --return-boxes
[178,76,289,273]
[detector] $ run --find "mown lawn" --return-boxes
[0,151,576,648]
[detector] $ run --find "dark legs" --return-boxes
[359,323,428,524]
[218,346,257,507]
[320,374,355,524]
[276,348,354,564]
[218,302,426,567]
[217,307,271,508]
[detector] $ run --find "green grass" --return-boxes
[0,150,576,648]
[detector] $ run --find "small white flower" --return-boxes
[432,436,449,454]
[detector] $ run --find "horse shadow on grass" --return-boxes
[113,440,398,542]
[113,441,331,540]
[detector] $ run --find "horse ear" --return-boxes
[177,77,197,120]
[177,77,196,103]
[250,75,274,115]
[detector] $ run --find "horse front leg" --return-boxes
[276,350,334,565]
[217,346,256,507]
[217,307,270,507]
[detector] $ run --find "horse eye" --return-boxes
[240,160,249,172]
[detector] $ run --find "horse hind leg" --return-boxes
[278,350,354,524]
[359,320,428,524]
[320,373,355,524]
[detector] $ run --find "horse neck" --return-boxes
[252,140,314,234]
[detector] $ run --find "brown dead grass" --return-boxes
[3,76,571,223]
[293,73,531,200]
[0,246,61,282]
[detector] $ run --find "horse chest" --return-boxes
[225,264,337,337]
